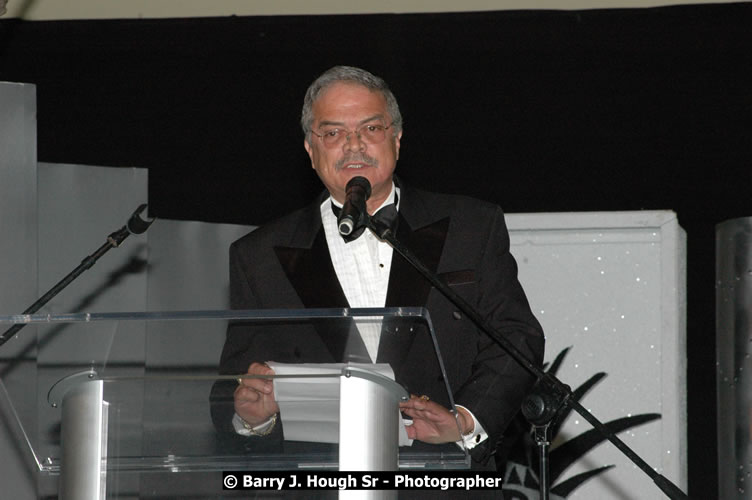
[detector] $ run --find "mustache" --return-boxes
[334,153,379,171]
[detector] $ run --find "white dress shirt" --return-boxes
[322,184,398,362]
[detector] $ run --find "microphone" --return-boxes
[338,177,372,236]
[125,204,156,234]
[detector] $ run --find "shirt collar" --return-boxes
[329,181,399,212]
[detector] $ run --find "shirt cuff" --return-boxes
[232,412,276,436]
[455,405,488,450]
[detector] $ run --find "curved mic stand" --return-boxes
[365,216,688,500]
[0,204,155,347]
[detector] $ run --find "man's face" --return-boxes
[304,82,401,212]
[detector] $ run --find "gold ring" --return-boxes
[420,395,430,401]
[237,378,243,385]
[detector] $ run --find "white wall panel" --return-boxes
[0,80,38,500]
[507,211,686,499]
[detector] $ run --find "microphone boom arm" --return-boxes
[0,204,155,347]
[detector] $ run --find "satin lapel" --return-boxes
[378,213,450,376]
[274,228,347,309]
[273,217,370,363]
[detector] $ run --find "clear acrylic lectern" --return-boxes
[0,308,469,499]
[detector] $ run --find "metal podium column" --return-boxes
[339,366,407,500]
[58,379,108,500]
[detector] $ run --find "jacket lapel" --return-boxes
[273,197,370,362]
[378,184,450,377]
[274,228,348,309]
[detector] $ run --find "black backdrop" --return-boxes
[2,3,751,497]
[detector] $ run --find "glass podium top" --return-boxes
[0,307,470,488]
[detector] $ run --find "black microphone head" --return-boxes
[338,218,356,236]
[126,204,156,234]
[346,176,372,199]
[337,177,371,237]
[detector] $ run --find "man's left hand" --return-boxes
[399,395,472,444]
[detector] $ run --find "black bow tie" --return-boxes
[331,194,399,243]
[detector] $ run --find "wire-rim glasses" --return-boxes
[311,122,394,148]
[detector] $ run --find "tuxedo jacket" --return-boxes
[214,181,544,465]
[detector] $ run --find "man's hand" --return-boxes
[234,362,279,427]
[399,395,472,444]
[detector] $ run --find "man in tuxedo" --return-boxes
[213,65,544,469]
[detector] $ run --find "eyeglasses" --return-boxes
[311,122,394,148]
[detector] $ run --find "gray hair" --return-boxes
[301,65,403,138]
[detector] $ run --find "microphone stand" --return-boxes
[365,216,688,500]
[530,423,552,500]
[0,204,155,348]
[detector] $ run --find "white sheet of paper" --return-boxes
[266,362,412,446]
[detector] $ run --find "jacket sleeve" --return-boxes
[453,206,545,465]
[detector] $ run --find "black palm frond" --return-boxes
[549,413,661,481]
[551,465,615,497]
[545,346,572,376]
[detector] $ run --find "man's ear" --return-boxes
[303,139,315,169]
[395,130,402,160]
